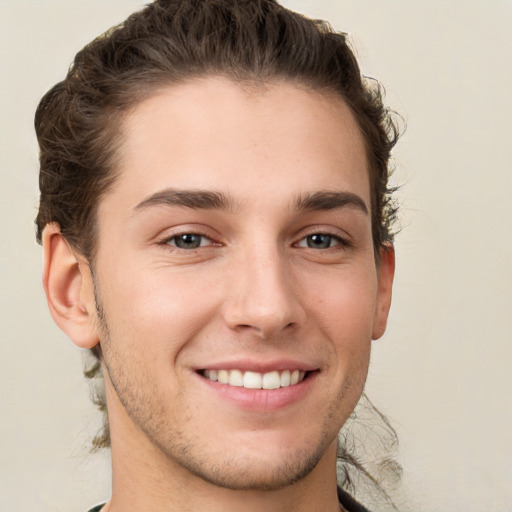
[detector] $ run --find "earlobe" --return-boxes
[42,223,99,349]
[372,244,395,340]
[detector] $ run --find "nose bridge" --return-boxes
[223,239,303,338]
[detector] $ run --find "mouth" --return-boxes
[196,364,319,411]
[199,369,309,390]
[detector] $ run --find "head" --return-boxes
[36,0,400,500]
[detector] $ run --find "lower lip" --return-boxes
[197,372,317,412]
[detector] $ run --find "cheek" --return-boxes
[307,268,377,375]
[310,268,378,335]
[99,266,223,356]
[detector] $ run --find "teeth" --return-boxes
[218,369,229,384]
[243,371,262,389]
[262,371,280,389]
[203,369,307,389]
[228,369,244,387]
[280,370,291,387]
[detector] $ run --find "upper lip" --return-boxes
[194,358,319,373]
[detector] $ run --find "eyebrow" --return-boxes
[294,191,369,215]
[132,188,368,216]
[133,188,238,214]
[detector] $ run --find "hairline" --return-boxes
[65,74,384,265]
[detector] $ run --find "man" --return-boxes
[35,1,400,511]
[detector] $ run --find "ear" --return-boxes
[42,223,99,349]
[372,244,395,340]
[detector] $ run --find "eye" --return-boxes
[166,233,212,250]
[297,233,343,249]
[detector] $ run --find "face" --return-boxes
[87,77,393,490]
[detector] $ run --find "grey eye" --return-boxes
[170,234,206,249]
[307,234,330,249]
[304,234,337,249]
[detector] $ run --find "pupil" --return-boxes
[176,234,200,249]
[308,234,330,249]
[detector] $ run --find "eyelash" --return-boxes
[159,232,217,251]
[295,232,351,250]
[158,230,351,253]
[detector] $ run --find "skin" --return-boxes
[43,77,394,512]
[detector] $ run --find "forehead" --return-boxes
[106,77,370,213]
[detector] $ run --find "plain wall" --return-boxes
[1,1,511,511]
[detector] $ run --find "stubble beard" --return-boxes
[93,282,349,493]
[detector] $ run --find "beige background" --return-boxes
[1,1,511,511]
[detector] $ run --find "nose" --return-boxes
[222,246,305,339]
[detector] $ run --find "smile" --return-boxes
[201,369,307,390]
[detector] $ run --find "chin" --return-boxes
[178,444,327,492]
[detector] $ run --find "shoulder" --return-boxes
[338,487,373,512]
[86,505,105,512]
